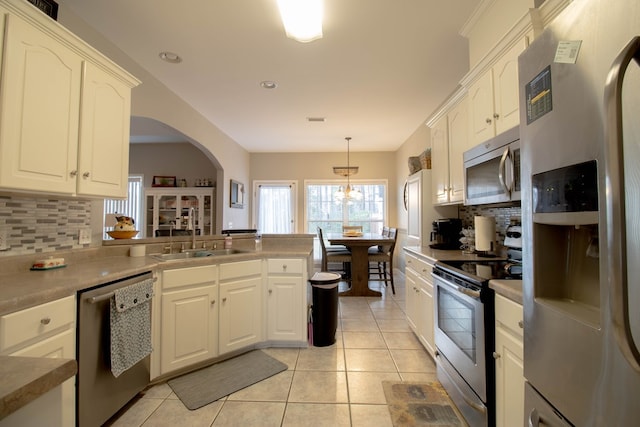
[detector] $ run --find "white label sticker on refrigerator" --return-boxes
[554,40,582,64]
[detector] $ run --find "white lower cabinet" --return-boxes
[404,251,436,358]
[266,258,307,343]
[494,294,525,427]
[0,296,76,427]
[160,265,218,375]
[219,260,263,354]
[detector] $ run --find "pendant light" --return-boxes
[276,0,323,43]
[334,137,362,203]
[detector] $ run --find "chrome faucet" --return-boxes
[165,221,176,254]
[189,207,196,249]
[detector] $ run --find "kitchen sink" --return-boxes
[150,249,246,261]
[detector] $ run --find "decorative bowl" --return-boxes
[107,230,139,239]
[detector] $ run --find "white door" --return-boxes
[254,181,296,233]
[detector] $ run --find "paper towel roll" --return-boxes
[475,216,496,252]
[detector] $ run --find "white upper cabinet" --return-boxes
[430,95,470,205]
[0,0,139,198]
[468,38,527,145]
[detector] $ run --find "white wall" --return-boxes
[57,2,251,231]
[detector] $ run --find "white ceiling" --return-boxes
[60,0,480,153]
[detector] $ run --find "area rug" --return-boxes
[383,381,466,426]
[168,350,288,410]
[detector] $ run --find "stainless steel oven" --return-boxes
[433,261,498,427]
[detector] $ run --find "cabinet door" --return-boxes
[0,14,81,194]
[404,265,420,332]
[493,39,526,135]
[430,116,449,204]
[161,285,218,374]
[406,173,422,243]
[447,97,469,203]
[417,279,435,358]
[468,71,495,146]
[9,329,76,427]
[495,324,524,427]
[77,62,132,198]
[267,276,302,341]
[219,276,262,354]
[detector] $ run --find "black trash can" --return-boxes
[309,272,341,347]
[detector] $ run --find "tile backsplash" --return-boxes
[0,194,92,256]
[459,203,521,245]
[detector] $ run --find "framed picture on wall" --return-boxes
[152,176,177,187]
[230,180,244,208]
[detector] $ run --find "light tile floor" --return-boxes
[106,273,440,426]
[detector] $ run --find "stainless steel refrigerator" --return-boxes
[518,0,640,425]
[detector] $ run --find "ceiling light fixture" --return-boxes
[260,81,278,89]
[334,137,362,203]
[276,0,323,43]
[159,51,182,63]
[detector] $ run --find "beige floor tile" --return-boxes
[390,348,437,373]
[211,401,285,426]
[141,399,222,427]
[376,318,413,332]
[344,348,397,372]
[296,346,345,371]
[108,397,163,427]
[282,403,351,427]
[227,370,293,401]
[288,371,349,403]
[341,318,380,332]
[140,383,173,399]
[350,404,394,427]
[371,307,407,320]
[340,307,375,321]
[347,371,401,404]
[342,331,386,349]
[382,331,423,349]
[399,372,440,382]
[261,347,300,369]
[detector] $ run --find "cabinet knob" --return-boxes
[69,170,78,177]
[269,289,273,294]
[222,297,227,302]
[493,113,500,120]
[518,320,524,329]
[485,118,492,124]
[211,300,216,306]
[282,265,287,271]
[82,172,90,179]
[40,317,51,325]
[493,351,501,359]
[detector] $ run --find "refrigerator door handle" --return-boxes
[604,35,640,372]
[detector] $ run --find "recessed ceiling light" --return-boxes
[307,117,326,122]
[159,51,182,63]
[260,81,278,89]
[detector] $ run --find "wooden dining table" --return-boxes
[327,233,394,297]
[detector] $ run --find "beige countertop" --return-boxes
[0,356,77,420]
[403,245,523,304]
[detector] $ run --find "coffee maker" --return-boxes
[429,218,462,250]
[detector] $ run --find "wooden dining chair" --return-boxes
[317,227,352,275]
[368,227,398,294]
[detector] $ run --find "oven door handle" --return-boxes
[457,285,481,299]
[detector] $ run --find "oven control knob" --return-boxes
[492,351,501,359]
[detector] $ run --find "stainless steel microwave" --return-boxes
[463,126,520,205]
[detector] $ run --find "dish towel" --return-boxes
[110,278,154,378]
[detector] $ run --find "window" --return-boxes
[306,180,387,234]
[103,175,144,238]
[254,181,297,233]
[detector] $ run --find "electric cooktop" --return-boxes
[436,260,522,284]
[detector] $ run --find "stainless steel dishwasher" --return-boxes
[77,271,154,427]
